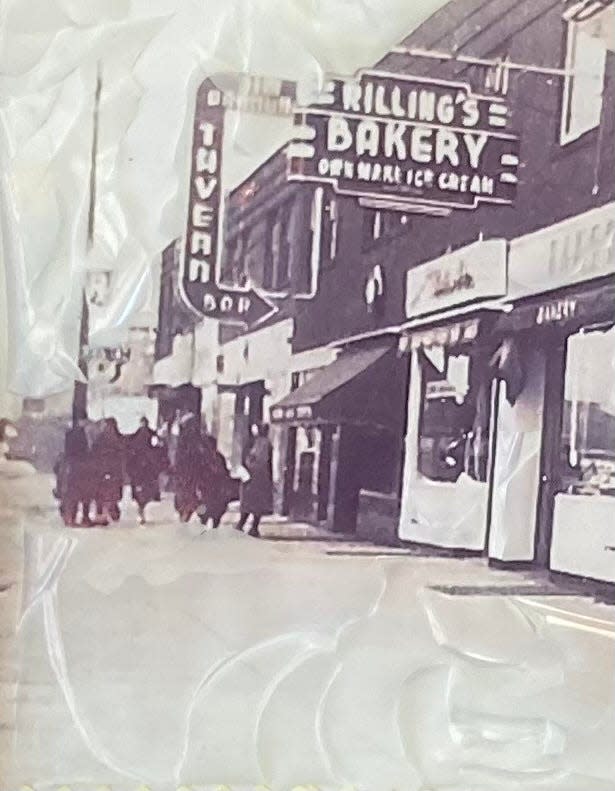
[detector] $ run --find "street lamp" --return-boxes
[72,63,102,426]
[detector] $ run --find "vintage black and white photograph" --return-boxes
[0,0,614,788]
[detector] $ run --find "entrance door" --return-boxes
[535,339,566,567]
[282,427,297,516]
[287,424,322,522]
[332,426,362,533]
[332,426,397,534]
[317,426,334,521]
[233,381,266,466]
[294,450,316,520]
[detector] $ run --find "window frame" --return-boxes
[557,322,615,497]
[560,8,609,146]
[275,202,292,290]
[417,345,491,484]
[262,209,277,290]
[320,193,339,268]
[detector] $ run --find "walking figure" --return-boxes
[173,413,203,523]
[197,434,235,531]
[127,417,168,525]
[236,423,273,538]
[57,418,93,526]
[91,417,125,525]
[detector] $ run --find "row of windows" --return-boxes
[226,199,301,293]
[264,203,293,291]
[218,8,612,295]
[224,192,414,290]
[321,6,614,267]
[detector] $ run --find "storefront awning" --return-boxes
[400,302,505,350]
[270,339,407,430]
[493,280,615,334]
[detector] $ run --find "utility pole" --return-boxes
[72,63,102,426]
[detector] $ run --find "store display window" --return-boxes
[417,346,491,484]
[557,324,615,496]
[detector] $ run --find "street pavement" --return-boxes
[0,473,614,789]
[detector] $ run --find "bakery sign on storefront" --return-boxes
[405,238,508,319]
[288,70,520,211]
[535,297,578,325]
[507,202,615,300]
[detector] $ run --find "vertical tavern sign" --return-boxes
[181,75,294,323]
[181,78,225,317]
[288,70,520,211]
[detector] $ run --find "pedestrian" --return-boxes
[236,423,273,538]
[58,418,93,526]
[197,435,235,531]
[173,413,203,523]
[91,417,125,525]
[127,417,168,525]
[157,419,173,492]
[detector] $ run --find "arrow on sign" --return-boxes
[180,75,282,327]
[181,278,277,326]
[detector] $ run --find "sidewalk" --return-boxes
[1,473,614,786]
[236,509,361,543]
[2,474,613,600]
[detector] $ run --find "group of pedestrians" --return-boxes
[171,415,274,537]
[54,413,274,537]
[55,416,166,527]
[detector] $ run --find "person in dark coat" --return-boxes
[236,423,273,538]
[197,435,235,530]
[91,417,125,525]
[58,418,93,526]
[173,413,203,523]
[127,417,168,524]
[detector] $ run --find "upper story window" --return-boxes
[264,202,293,292]
[291,371,301,391]
[362,207,410,249]
[362,208,382,249]
[242,225,259,288]
[274,203,292,290]
[227,234,247,286]
[263,211,276,290]
[321,194,339,266]
[561,3,613,144]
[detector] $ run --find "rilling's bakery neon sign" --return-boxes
[288,70,520,211]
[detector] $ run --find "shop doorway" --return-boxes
[294,449,317,520]
[317,428,333,521]
[281,427,297,516]
[232,380,266,465]
[534,340,566,567]
[332,425,397,533]
[285,424,334,523]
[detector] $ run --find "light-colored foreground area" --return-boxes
[0,475,614,790]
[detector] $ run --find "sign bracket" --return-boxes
[388,44,606,79]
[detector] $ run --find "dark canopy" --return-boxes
[271,338,408,431]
